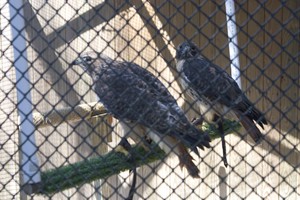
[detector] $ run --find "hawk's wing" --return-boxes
[181,57,267,127]
[181,57,243,107]
[125,62,178,105]
[94,62,210,150]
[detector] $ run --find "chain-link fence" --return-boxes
[0,0,299,199]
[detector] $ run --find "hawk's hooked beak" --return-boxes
[71,58,82,66]
[181,45,191,57]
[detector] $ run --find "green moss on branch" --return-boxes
[36,120,240,195]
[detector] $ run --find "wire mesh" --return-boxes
[0,0,299,199]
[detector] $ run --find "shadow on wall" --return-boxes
[23,0,299,184]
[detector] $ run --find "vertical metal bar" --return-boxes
[9,0,41,185]
[225,0,242,88]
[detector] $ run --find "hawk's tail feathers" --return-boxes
[182,129,211,153]
[249,107,268,129]
[241,100,268,129]
[178,144,200,178]
[235,110,263,143]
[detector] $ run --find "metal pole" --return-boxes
[225,0,242,88]
[9,0,41,186]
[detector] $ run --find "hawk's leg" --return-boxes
[115,138,136,173]
[213,115,228,167]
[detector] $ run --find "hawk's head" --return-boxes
[175,42,200,60]
[71,51,98,75]
[72,51,99,65]
[71,51,113,76]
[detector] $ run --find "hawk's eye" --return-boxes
[190,47,197,56]
[83,56,92,63]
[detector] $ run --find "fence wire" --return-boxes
[0,0,299,200]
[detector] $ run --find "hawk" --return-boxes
[71,52,211,177]
[175,41,267,166]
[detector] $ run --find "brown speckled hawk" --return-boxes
[71,52,211,178]
[175,41,267,166]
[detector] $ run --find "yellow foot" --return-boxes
[115,145,130,157]
[115,138,133,159]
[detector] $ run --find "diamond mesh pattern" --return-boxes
[0,1,299,199]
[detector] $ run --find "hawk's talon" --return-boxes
[115,138,134,162]
[192,117,204,126]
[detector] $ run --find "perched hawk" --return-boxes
[71,52,211,177]
[175,41,267,166]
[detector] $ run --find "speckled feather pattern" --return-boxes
[175,42,267,142]
[72,52,211,177]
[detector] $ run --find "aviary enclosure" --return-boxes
[0,0,299,199]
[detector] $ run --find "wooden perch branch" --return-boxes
[37,145,166,195]
[33,102,107,128]
[27,102,241,195]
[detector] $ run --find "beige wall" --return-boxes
[0,0,299,199]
